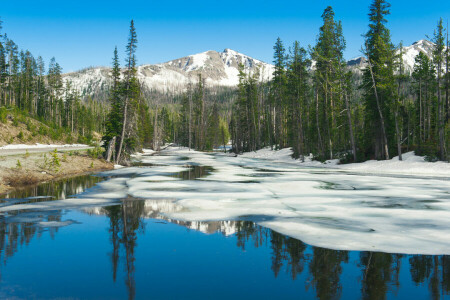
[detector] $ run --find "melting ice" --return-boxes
[2,147,450,255]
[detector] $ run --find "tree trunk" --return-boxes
[106,136,116,162]
[367,60,389,160]
[345,93,357,162]
[395,110,402,161]
[315,88,324,158]
[437,64,445,160]
[116,99,128,164]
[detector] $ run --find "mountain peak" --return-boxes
[64,48,274,99]
[223,48,239,55]
[412,39,433,46]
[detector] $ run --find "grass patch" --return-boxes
[4,171,41,187]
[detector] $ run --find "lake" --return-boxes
[0,148,449,299]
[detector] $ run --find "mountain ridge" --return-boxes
[63,40,438,100]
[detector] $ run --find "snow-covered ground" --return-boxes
[0,143,89,150]
[240,147,450,177]
[0,143,92,157]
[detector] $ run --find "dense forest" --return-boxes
[0,0,448,163]
[0,19,106,143]
[230,1,449,162]
[154,0,450,162]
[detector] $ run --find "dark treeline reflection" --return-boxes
[2,174,103,201]
[103,199,146,300]
[0,175,102,268]
[230,221,450,300]
[103,203,448,300]
[1,194,450,299]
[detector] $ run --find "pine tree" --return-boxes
[432,18,446,160]
[116,20,139,164]
[362,0,395,160]
[36,56,46,118]
[0,20,7,106]
[271,38,287,149]
[104,46,123,160]
[312,6,347,160]
[286,41,309,160]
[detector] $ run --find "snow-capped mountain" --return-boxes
[400,39,436,73]
[63,48,275,100]
[64,40,439,101]
[346,39,438,75]
[83,200,239,236]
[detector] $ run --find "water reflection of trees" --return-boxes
[409,255,450,300]
[104,199,146,300]
[233,221,450,300]
[235,222,347,299]
[0,191,450,300]
[97,203,450,300]
[3,174,102,201]
[0,175,101,279]
[359,252,402,300]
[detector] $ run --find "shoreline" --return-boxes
[237,147,450,178]
[0,149,114,195]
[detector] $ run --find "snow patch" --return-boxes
[0,143,89,150]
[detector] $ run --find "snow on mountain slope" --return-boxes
[64,40,441,100]
[63,49,275,98]
[346,39,439,75]
[401,39,436,73]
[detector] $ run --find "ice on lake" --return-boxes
[3,147,450,255]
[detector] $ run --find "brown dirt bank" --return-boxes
[0,150,114,195]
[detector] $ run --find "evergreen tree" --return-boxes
[104,46,123,160]
[412,51,436,155]
[312,6,347,160]
[431,18,446,160]
[286,41,309,160]
[116,20,139,164]
[362,0,396,160]
[271,38,287,149]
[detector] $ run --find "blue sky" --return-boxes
[1,0,449,72]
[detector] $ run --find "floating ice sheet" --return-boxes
[128,148,450,255]
[2,147,450,255]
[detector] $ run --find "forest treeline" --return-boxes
[101,21,231,164]
[0,0,448,163]
[0,20,106,143]
[230,0,449,162]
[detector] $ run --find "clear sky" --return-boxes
[1,0,449,72]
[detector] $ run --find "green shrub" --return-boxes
[0,107,7,123]
[38,126,48,136]
[77,135,88,144]
[26,121,36,132]
[50,129,60,140]
[51,149,61,171]
[17,131,24,140]
[65,135,74,144]
[87,146,104,159]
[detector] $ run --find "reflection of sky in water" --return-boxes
[0,209,447,300]
[2,149,450,255]
[103,149,450,255]
[0,148,449,298]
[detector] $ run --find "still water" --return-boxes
[0,149,449,299]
